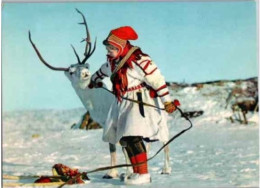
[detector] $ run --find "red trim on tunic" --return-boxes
[155,84,167,92]
[126,83,146,92]
[143,61,151,70]
[139,60,150,66]
[158,91,169,97]
[133,61,145,74]
[134,61,158,76]
[145,68,157,75]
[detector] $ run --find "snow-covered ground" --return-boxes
[2,83,259,187]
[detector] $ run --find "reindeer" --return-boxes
[230,97,258,124]
[226,84,258,125]
[29,9,172,178]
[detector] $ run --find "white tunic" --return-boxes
[92,53,172,144]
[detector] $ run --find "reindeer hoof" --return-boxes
[161,167,172,175]
[161,171,171,175]
[119,171,135,182]
[119,173,129,182]
[102,171,119,179]
[102,174,114,179]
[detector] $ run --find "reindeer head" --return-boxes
[29,9,96,89]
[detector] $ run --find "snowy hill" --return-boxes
[2,78,259,187]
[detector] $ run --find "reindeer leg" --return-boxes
[242,111,248,125]
[161,144,172,174]
[119,147,133,181]
[238,109,243,124]
[123,147,133,175]
[102,143,119,179]
[146,142,151,154]
[230,116,234,123]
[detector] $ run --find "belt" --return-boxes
[126,83,147,92]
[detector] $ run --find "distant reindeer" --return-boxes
[231,97,258,124]
[226,86,258,124]
[29,9,172,178]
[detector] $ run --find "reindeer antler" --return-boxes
[29,9,96,71]
[75,8,97,64]
[71,44,81,64]
[28,31,69,71]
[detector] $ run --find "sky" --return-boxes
[2,1,258,111]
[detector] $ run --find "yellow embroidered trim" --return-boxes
[110,46,140,81]
[108,34,127,48]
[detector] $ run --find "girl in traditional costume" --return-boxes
[89,26,176,184]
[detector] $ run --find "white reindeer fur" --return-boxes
[64,64,113,126]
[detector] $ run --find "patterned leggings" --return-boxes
[120,136,146,157]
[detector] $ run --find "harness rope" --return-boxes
[102,86,165,110]
[58,86,193,188]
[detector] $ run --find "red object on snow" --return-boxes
[34,177,52,183]
[173,99,180,107]
[52,163,79,177]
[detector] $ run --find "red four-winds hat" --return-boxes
[103,26,138,55]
